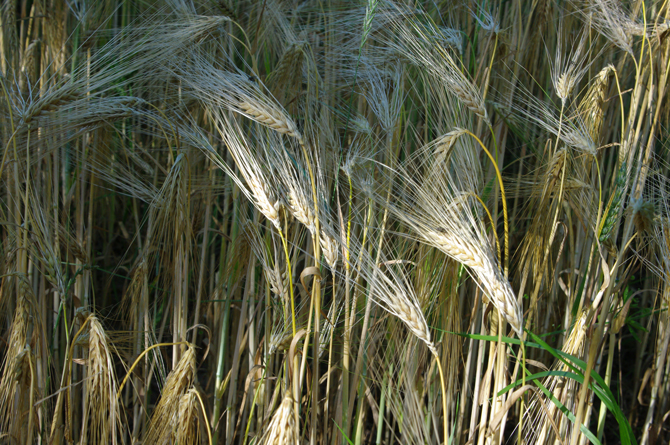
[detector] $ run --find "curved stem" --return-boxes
[473,192,501,267]
[117,341,190,399]
[194,389,214,445]
[463,130,509,277]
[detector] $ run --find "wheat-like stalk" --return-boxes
[425,228,523,336]
[572,0,638,55]
[0,2,667,445]
[358,58,404,135]
[380,3,489,122]
[144,346,197,444]
[205,109,284,230]
[351,239,438,355]
[517,147,568,281]
[320,230,339,269]
[80,315,121,445]
[0,280,38,443]
[175,52,304,144]
[174,388,202,445]
[261,392,299,445]
[513,84,597,156]
[238,100,303,142]
[579,65,615,140]
[373,150,524,335]
[469,3,500,34]
[551,26,591,103]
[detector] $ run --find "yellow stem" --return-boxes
[279,225,297,337]
[194,388,214,445]
[116,341,190,399]
[435,352,449,445]
[463,130,509,275]
[473,193,502,267]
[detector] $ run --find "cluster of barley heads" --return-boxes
[1,0,670,444]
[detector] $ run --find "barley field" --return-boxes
[1,0,669,444]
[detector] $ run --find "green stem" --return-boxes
[278,223,297,337]
[212,194,240,444]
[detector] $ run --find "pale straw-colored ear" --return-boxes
[262,392,299,445]
[368,153,524,336]
[579,65,616,141]
[381,4,489,122]
[144,346,197,444]
[238,100,303,142]
[424,226,523,336]
[551,26,592,104]
[350,239,438,355]
[0,280,40,444]
[570,0,638,55]
[174,388,203,445]
[80,315,122,445]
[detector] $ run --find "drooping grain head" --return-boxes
[286,189,316,234]
[387,169,525,336]
[383,8,489,122]
[175,388,202,445]
[482,266,524,337]
[354,246,438,356]
[145,346,197,444]
[246,172,283,230]
[428,226,523,336]
[579,65,615,141]
[0,279,39,443]
[81,315,121,445]
[262,393,299,445]
[239,100,303,143]
[574,0,635,55]
[20,83,81,126]
[424,229,483,269]
[433,128,469,158]
[389,289,438,356]
[320,231,339,269]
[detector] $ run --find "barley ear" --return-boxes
[80,315,122,445]
[144,346,197,444]
[239,101,303,143]
[262,392,299,445]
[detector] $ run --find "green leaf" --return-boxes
[452,330,635,445]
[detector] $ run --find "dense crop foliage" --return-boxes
[1,1,670,444]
